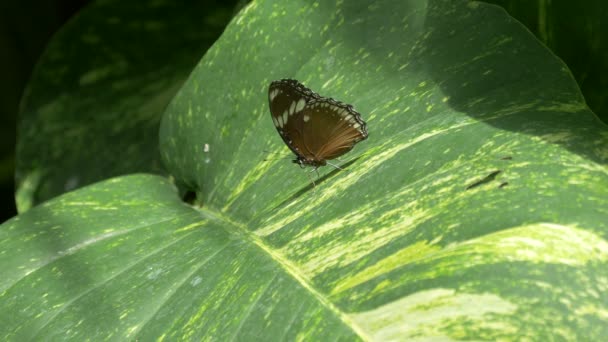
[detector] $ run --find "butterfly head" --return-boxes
[293,156,327,168]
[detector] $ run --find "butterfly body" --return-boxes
[268,79,368,169]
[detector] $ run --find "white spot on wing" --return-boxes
[270,89,279,101]
[303,115,310,122]
[289,101,296,115]
[282,110,288,125]
[272,116,279,127]
[295,98,306,113]
[277,114,284,127]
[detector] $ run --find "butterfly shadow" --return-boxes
[272,156,362,210]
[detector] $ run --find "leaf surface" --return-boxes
[4,0,608,340]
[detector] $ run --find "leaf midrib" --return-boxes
[198,205,372,341]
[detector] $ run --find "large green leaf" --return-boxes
[3,0,608,340]
[1,174,359,340]
[160,0,608,338]
[15,0,236,212]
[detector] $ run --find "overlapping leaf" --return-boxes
[15,0,236,211]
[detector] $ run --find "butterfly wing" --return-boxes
[300,100,367,162]
[268,79,318,161]
[268,79,367,165]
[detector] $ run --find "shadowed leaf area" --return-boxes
[15,0,237,211]
[3,0,608,340]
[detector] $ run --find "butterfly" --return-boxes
[268,79,368,170]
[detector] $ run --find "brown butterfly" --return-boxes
[268,79,368,170]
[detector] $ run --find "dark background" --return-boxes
[1,0,91,222]
[1,1,606,223]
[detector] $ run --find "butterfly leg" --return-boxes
[326,161,345,171]
[306,169,317,189]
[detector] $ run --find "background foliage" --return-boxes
[0,0,90,220]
